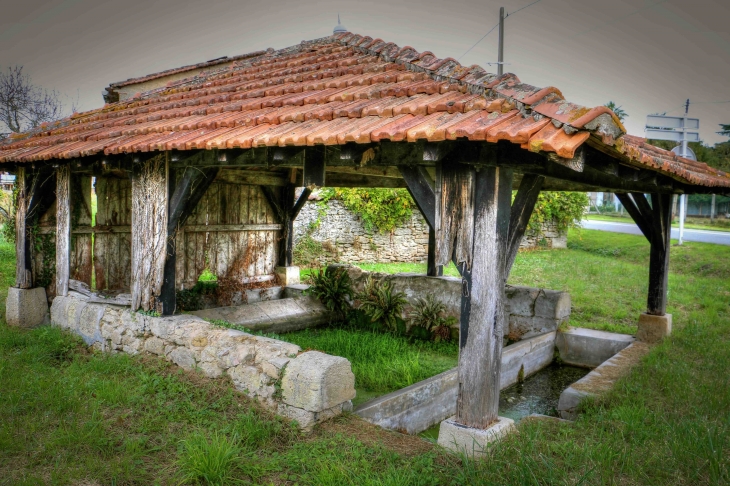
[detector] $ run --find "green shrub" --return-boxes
[325,187,414,234]
[356,277,408,333]
[527,191,588,234]
[306,266,353,320]
[408,295,455,342]
[176,432,242,486]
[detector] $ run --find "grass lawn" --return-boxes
[1,230,729,484]
[586,212,730,232]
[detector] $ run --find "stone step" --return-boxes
[191,296,335,334]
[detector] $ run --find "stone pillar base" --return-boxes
[636,313,672,343]
[5,287,49,328]
[275,266,300,286]
[437,416,515,457]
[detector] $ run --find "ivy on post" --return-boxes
[14,165,31,289]
[55,164,71,296]
[130,154,168,313]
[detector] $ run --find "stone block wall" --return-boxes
[50,293,355,431]
[336,265,571,340]
[293,200,566,264]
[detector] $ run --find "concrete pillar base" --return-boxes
[5,287,49,328]
[275,266,300,286]
[636,313,672,343]
[437,416,515,457]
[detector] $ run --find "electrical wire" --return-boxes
[457,0,544,61]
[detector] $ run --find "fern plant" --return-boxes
[306,266,353,320]
[408,295,454,342]
[356,277,408,332]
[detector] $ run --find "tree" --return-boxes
[718,124,730,138]
[605,101,628,123]
[0,66,65,140]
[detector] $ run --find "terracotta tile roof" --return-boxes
[2,32,728,190]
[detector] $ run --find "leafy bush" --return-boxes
[356,277,408,332]
[323,187,415,234]
[306,266,353,320]
[408,295,455,342]
[526,191,588,234]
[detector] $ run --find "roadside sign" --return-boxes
[671,146,697,161]
[646,115,700,130]
[645,129,700,142]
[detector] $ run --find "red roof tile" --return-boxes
[2,33,728,190]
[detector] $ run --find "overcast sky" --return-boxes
[2,0,728,144]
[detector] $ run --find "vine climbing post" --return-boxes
[55,164,71,296]
[131,155,168,313]
[15,165,32,289]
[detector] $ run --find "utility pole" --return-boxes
[498,7,505,76]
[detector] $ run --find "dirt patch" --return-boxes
[312,413,435,457]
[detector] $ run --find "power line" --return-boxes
[457,0,544,61]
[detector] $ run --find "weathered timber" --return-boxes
[615,193,652,241]
[435,162,474,269]
[456,166,514,429]
[319,172,407,188]
[427,227,442,277]
[56,165,71,296]
[94,176,133,291]
[647,193,672,315]
[15,166,31,288]
[326,166,403,179]
[505,174,544,277]
[70,174,93,286]
[278,185,296,267]
[399,165,436,228]
[131,155,168,313]
[69,279,132,306]
[215,169,287,187]
[161,164,219,315]
[303,149,326,188]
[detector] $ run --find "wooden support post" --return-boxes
[435,162,513,428]
[56,165,71,296]
[427,227,442,277]
[303,149,326,188]
[131,155,168,313]
[505,174,544,277]
[616,193,653,242]
[647,193,672,315]
[15,166,32,289]
[456,166,513,428]
[160,165,219,315]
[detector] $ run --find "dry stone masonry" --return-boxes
[51,293,355,431]
[294,199,566,264]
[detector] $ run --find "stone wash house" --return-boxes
[2,25,729,445]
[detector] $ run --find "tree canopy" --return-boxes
[605,101,628,123]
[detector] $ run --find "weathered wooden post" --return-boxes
[436,161,516,454]
[14,165,32,289]
[615,192,673,342]
[55,164,71,297]
[131,155,168,313]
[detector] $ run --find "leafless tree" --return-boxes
[0,66,66,140]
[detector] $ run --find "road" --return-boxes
[581,220,730,246]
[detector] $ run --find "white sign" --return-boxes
[645,129,700,142]
[646,115,700,130]
[671,146,697,161]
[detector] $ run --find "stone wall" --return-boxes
[50,293,355,431]
[293,199,567,265]
[334,265,571,341]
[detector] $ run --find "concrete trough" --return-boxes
[556,328,634,368]
[354,331,556,434]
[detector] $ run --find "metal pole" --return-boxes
[678,99,690,245]
[710,194,716,224]
[498,7,505,76]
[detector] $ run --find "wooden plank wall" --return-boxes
[177,180,279,289]
[93,176,132,291]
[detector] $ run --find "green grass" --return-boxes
[586,212,730,232]
[281,327,458,404]
[1,231,730,484]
